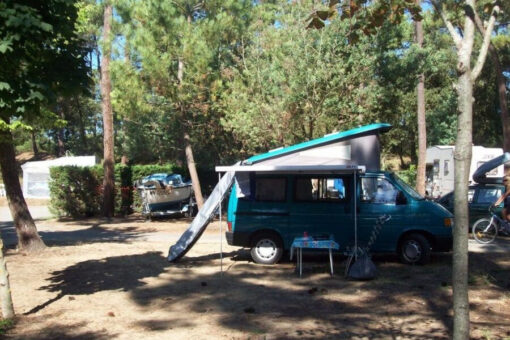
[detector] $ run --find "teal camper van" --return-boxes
[216,124,453,265]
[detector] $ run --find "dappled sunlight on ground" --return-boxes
[2,217,509,339]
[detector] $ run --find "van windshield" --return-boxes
[391,174,424,200]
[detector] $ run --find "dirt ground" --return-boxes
[2,214,510,340]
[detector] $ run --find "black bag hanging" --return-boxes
[347,251,377,280]
[346,215,391,280]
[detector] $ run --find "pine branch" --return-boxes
[431,0,462,49]
[471,3,500,81]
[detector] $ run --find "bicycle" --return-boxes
[472,206,510,244]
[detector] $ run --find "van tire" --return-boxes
[398,233,431,265]
[250,232,283,265]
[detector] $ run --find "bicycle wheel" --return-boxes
[472,218,498,244]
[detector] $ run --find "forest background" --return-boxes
[6,0,509,184]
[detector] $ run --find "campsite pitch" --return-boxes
[2,215,510,339]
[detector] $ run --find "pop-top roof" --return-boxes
[216,123,391,173]
[244,123,391,164]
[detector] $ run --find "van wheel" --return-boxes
[250,232,283,265]
[399,234,431,265]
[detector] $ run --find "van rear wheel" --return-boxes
[399,234,431,265]
[250,232,283,265]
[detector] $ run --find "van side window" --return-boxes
[254,178,286,202]
[361,177,397,204]
[295,177,349,202]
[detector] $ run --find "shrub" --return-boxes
[397,164,417,188]
[49,166,101,218]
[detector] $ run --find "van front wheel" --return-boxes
[250,233,283,265]
[399,234,431,265]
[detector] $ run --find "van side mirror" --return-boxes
[396,191,407,205]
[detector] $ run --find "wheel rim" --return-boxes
[255,239,277,260]
[402,240,422,263]
[473,221,497,243]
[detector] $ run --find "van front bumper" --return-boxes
[225,231,251,247]
[434,235,453,252]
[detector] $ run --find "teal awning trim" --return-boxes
[244,123,392,164]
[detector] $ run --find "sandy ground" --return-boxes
[1,209,509,339]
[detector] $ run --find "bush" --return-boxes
[396,164,417,188]
[49,166,101,218]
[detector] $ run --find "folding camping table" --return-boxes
[290,237,340,277]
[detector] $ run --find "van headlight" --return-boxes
[444,218,453,227]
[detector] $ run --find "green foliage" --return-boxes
[396,164,417,188]
[0,0,89,125]
[49,166,101,218]
[7,0,507,191]
[0,318,14,335]
[220,2,383,156]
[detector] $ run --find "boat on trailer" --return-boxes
[135,173,195,218]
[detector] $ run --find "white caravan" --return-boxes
[425,145,503,198]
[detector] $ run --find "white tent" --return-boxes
[21,156,97,198]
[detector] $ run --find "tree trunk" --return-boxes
[0,127,45,252]
[75,97,88,152]
[0,238,14,319]
[31,130,39,157]
[453,70,472,340]
[415,0,427,196]
[494,52,510,172]
[452,14,475,336]
[177,18,204,210]
[101,4,115,218]
[184,132,204,209]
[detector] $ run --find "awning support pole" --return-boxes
[219,172,223,276]
[354,170,358,260]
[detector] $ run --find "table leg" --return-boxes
[299,248,302,277]
[329,248,334,276]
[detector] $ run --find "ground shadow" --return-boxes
[22,246,510,339]
[0,222,142,249]
[25,251,169,315]
[6,323,113,340]
[124,251,459,338]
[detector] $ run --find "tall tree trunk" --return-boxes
[57,106,65,157]
[75,97,88,152]
[0,126,45,252]
[415,0,427,196]
[452,4,476,339]
[31,130,39,157]
[101,4,115,218]
[184,131,204,209]
[0,238,14,319]
[453,69,472,340]
[177,16,204,209]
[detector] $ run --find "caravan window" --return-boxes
[433,160,440,176]
[254,177,287,202]
[444,160,450,176]
[294,176,350,202]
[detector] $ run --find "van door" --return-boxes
[289,175,354,249]
[234,175,290,245]
[358,175,410,252]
